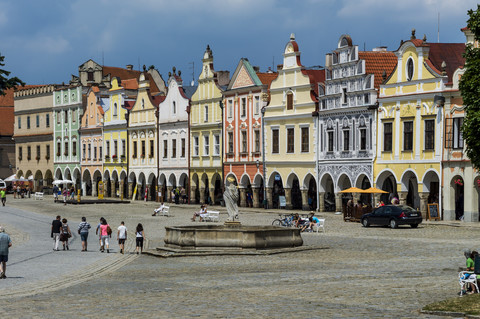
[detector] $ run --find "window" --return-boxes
[64,110,68,123]
[149,140,154,158]
[173,101,176,114]
[46,114,50,127]
[204,105,209,122]
[403,121,413,151]
[360,128,367,150]
[72,109,76,122]
[241,98,246,117]
[133,141,137,157]
[57,142,61,156]
[64,142,68,156]
[141,98,145,109]
[241,131,247,153]
[141,140,146,157]
[93,146,96,160]
[72,141,77,156]
[364,93,369,105]
[228,100,233,118]
[272,129,279,153]
[204,135,210,155]
[163,140,168,158]
[254,130,260,153]
[57,111,60,124]
[87,71,94,82]
[172,139,177,158]
[18,146,22,160]
[99,146,102,159]
[406,58,414,81]
[255,96,260,115]
[214,135,220,155]
[327,131,334,152]
[36,145,40,158]
[121,139,126,157]
[86,116,88,126]
[194,136,199,156]
[27,116,30,129]
[46,145,50,159]
[181,138,186,158]
[384,122,392,152]
[287,128,294,153]
[301,127,309,152]
[228,132,234,154]
[114,140,118,156]
[424,120,435,150]
[113,103,118,116]
[18,116,21,129]
[342,88,347,104]
[106,141,110,157]
[343,130,350,151]
[453,117,464,149]
[36,115,40,128]
[286,92,293,110]
[27,146,31,160]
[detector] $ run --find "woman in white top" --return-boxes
[191,204,207,222]
[135,223,145,254]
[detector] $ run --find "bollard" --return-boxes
[77,189,81,203]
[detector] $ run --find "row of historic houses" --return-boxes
[11,28,480,221]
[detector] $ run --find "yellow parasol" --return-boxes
[339,187,365,193]
[362,187,388,194]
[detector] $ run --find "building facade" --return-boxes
[158,68,194,203]
[189,45,229,205]
[223,58,276,208]
[317,35,396,211]
[14,85,58,191]
[264,34,324,210]
[0,88,17,182]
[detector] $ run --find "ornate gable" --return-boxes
[232,66,254,89]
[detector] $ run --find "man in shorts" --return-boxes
[0,226,12,279]
[51,215,62,251]
[117,221,127,254]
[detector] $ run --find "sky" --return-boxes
[0,0,478,86]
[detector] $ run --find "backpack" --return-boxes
[106,225,112,236]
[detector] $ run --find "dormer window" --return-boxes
[113,102,118,116]
[406,58,414,81]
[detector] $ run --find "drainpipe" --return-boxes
[261,105,267,209]
[155,104,160,202]
[125,110,130,200]
[187,101,191,204]
[220,99,225,198]
[314,111,319,212]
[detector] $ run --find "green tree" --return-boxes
[460,5,480,169]
[0,52,24,96]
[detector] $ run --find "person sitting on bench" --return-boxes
[152,202,166,216]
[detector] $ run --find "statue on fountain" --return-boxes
[224,176,239,222]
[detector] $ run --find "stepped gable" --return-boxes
[358,51,397,88]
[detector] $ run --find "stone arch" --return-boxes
[336,173,352,192]
[303,173,317,211]
[168,173,177,187]
[25,170,32,180]
[148,172,156,201]
[72,167,81,192]
[64,168,72,181]
[34,170,43,192]
[191,173,200,204]
[93,169,102,197]
[239,173,251,188]
[44,170,53,187]
[211,173,223,205]
[82,169,92,196]
[111,170,119,198]
[179,173,188,188]
[54,168,63,180]
[138,172,146,200]
[128,172,137,200]
[120,170,128,199]
[319,173,335,212]
[450,174,464,220]
[267,170,282,188]
[268,171,284,209]
[400,170,420,209]
[355,174,372,206]
[16,170,24,179]
[103,169,111,197]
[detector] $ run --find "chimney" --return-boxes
[277,64,283,71]
[126,64,133,70]
[325,53,332,68]
[372,46,387,52]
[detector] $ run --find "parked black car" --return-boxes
[361,205,422,229]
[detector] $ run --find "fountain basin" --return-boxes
[164,225,303,250]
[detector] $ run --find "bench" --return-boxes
[203,211,219,222]
[160,206,170,217]
[34,192,44,200]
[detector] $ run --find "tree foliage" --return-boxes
[0,52,24,96]
[460,5,480,169]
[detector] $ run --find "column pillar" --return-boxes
[335,192,342,212]
[199,187,205,204]
[373,194,381,206]
[92,180,98,197]
[128,182,133,199]
[209,188,215,205]
[319,192,325,212]
[353,193,361,204]
[266,187,273,209]
[82,181,87,197]
[111,181,116,198]
[190,185,197,204]
[398,191,407,206]
[419,192,428,219]
[119,182,124,200]
[285,188,292,209]
[301,189,309,211]
[146,186,151,201]
[239,188,247,207]
[252,187,260,208]
[166,186,173,203]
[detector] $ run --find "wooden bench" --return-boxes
[34,192,44,200]
[203,211,219,222]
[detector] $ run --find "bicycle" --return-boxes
[272,214,295,227]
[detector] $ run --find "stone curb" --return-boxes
[421,310,480,318]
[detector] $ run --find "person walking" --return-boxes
[78,217,91,252]
[52,185,58,202]
[117,221,127,254]
[70,187,75,200]
[62,188,67,205]
[0,226,12,279]
[51,215,62,251]
[1,188,6,206]
[99,218,112,253]
[135,223,145,254]
[60,218,72,250]
[95,217,104,250]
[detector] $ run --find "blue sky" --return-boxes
[0,0,478,86]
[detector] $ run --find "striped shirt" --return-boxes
[78,221,91,233]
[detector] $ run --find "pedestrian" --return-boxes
[52,185,58,202]
[117,221,127,254]
[0,226,12,279]
[62,188,67,205]
[70,187,75,200]
[99,218,112,253]
[152,202,165,216]
[135,223,145,254]
[1,188,6,206]
[16,186,20,199]
[60,218,71,250]
[51,215,62,251]
[78,217,91,252]
[95,217,104,250]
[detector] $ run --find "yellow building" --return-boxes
[375,30,465,218]
[263,34,324,210]
[189,45,229,205]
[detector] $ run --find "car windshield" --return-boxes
[399,206,417,212]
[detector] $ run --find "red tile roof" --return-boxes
[123,100,135,110]
[256,72,278,87]
[0,88,14,107]
[359,51,397,88]
[0,106,14,136]
[102,67,159,93]
[151,94,166,106]
[121,78,138,90]
[427,43,465,83]
[302,69,325,99]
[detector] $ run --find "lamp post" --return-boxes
[219,99,225,196]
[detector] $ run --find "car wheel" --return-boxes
[390,219,398,229]
[410,223,418,228]
[362,218,370,227]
